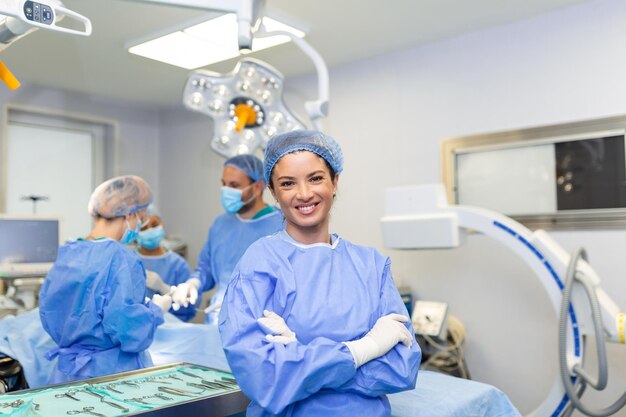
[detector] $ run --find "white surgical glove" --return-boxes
[145,270,171,296]
[257,310,297,345]
[152,293,173,313]
[204,302,222,314]
[171,278,201,307]
[168,286,181,311]
[343,313,413,368]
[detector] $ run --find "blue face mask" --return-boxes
[221,183,256,214]
[120,215,141,244]
[137,226,165,250]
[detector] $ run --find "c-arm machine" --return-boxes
[381,184,626,417]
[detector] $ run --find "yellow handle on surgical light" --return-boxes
[234,104,257,132]
[0,60,20,90]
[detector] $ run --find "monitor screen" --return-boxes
[0,218,60,264]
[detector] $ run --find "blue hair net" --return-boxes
[264,130,344,184]
[146,204,160,218]
[224,154,264,182]
[87,175,153,218]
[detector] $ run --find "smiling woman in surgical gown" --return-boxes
[219,131,421,417]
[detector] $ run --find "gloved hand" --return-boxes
[171,278,201,307]
[257,310,297,345]
[343,313,413,368]
[169,286,181,311]
[204,302,222,314]
[152,293,173,313]
[145,270,171,295]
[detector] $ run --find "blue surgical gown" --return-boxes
[219,231,421,417]
[139,250,196,322]
[39,238,164,384]
[193,209,283,313]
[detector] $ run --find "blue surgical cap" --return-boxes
[87,175,153,219]
[224,154,264,182]
[264,130,344,184]
[146,204,160,218]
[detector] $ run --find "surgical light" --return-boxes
[183,58,306,158]
[127,14,305,70]
[0,0,92,89]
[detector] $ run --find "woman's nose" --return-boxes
[296,183,313,200]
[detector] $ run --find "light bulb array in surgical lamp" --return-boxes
[183,58,306,158]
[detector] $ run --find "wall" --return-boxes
[157,107,221,267]
[0,84,161,202]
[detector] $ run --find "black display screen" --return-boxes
[555,135,626,211]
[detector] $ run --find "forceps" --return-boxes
[66,407,107,417]
[55,390,81,401]
[82,387,130,412]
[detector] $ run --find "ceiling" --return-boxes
[2,0,590,107]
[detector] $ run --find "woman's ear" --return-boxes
[254,180,265,196]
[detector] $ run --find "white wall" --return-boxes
[157,107,221,266]
[0,84,161,209]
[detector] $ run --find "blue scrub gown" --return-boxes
[219,231,421,417]
[39,238,164,384]
[139,250,196,322]
[193,209,283,318]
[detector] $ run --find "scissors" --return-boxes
[66,407,106,417]
[55,390,81,401]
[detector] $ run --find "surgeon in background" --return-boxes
[39,175,172,384]
[138,205,197,322]
[219,131,421,417]
[171,154,283,324]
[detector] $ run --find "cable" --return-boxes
[421,315,470,379]
[558,247,626,416]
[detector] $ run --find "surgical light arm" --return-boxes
[255,26,329,127]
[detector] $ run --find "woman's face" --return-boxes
[140,214,162,232]
[271,151,338,234]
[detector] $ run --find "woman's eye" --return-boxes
[310,176,323,183]
[280,181,294,187]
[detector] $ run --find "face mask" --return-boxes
[137,226,165,250]
[221,183,256,214]
[120,215,141,244]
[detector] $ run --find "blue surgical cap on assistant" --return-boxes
[264,130,344,184]
[87,175,153,218]
[146,204,160,218]
[224,154,264,182]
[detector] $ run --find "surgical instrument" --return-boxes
[66,407,106,417]
[55,390,81,401]
[179,369,202,379]
[124,397,150,405]
[202,379,235,389]
[144,376,171,384]
[105,384,123,394]
[82,387,130,412]
[158,386,201,397]
[121,380,140,388]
